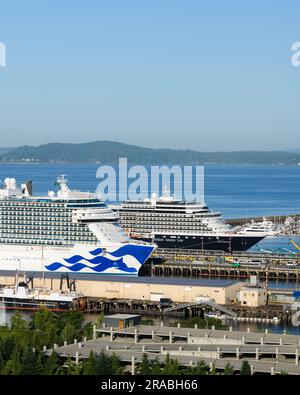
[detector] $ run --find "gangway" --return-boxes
[163,300,237,318]
[290,239,300,253]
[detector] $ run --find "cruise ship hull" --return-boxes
[135,234,265,252]
[0,243,155,275]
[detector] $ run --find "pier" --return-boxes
[150,260,300,281]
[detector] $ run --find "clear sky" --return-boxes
[0,0,299,151]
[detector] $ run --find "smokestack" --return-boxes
[26,180,33,196]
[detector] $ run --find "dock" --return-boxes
[150,260,300,281]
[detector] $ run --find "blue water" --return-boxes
[1,163,300,216]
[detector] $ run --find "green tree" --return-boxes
[137,354,152,375]
[210,363,217,375]
[111,353,123,375]
[44,351,61,375]
[223,362,234,375]
[20,347,43,375]
[82,322,93,340]
[62,322,77,344]
[10,312,27,331]
[240,360,251,375]
[150,359,162,375]
[162,354,181,375]
[2,346,22,375]
[31,309,56,332]
[65,357,82,375]
[96,312,105,328]
[186,360,209,375]
[83,351,97,375]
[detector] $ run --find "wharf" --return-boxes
[150,260,300,281]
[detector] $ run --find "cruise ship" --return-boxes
[0,176,155,275]
[110,191,268,253]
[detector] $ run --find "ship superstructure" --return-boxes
[110,191,269,253]
[0,176,155,275]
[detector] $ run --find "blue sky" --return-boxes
[0,0,299,151]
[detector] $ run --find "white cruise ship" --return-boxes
[110,191,269,253]
[0,176,155,275]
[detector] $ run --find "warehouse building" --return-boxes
[0,272,243,305]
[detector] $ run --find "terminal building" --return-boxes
[0,272,243,305]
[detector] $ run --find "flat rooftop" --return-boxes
[104,314,140,320]
[0,271,239,288]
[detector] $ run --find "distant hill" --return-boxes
[1,141,300,165]
[0,147,14,155]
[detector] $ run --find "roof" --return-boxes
[1,270,239,288]
[104,314,141,320]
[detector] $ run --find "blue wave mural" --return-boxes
[89,248,103,256]
[45,258,137,273]
[64,254,124,266]
[45,243,154,273]
[108,245,154,264]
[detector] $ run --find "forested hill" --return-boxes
[1,141,300,165]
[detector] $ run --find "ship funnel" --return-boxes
[26,180,33,196]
